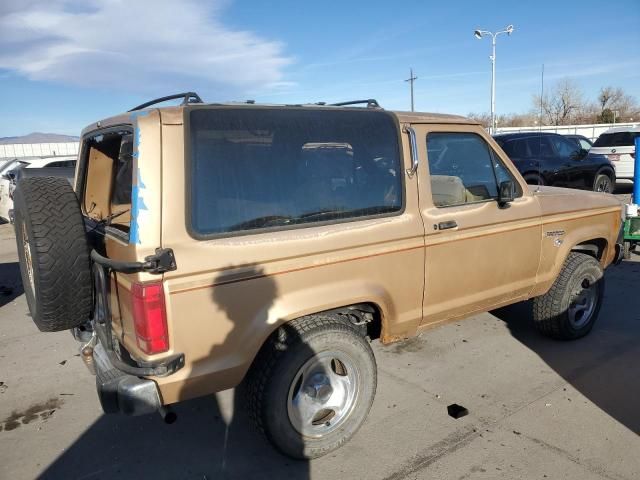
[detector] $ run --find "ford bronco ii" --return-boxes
[14,93,624,459]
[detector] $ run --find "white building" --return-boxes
[0,142,79,160]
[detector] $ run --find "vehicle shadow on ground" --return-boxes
[0,262,24,308]
[39,394,307,480]
[41,265,311,480]
[492,259,640,435]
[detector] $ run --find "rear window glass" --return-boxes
[189,108,403,236]
[593,132,640,147]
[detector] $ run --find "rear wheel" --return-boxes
[532,252,604,340]
[593,173,613,193]
[13,177,93,332]
[245,314,377,459]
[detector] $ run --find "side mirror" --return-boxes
[498,180,516,208]
[2,171,15,181]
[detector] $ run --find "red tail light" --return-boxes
[131,282,169,354]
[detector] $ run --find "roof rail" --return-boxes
[128,92,204,112]
[330,99,381,109]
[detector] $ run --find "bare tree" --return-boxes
[532,78,584,126]
[596,86,639,123]
[467,112,491,128]
[473,83,638,127]
[468,111,537,128]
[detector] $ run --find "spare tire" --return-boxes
[13,177,93,332]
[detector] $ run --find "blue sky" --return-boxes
[1,0,639,136]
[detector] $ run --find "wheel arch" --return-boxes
[594,165,616,186]
[242,282,399,390]
[571,237,608,261]
[532,226,613,299]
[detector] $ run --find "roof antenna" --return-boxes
[536,64,544,193]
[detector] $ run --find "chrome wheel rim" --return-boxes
[568,277,597,329]
[595,176,611,193]
[287,351,360,437]
[21,222,35,293]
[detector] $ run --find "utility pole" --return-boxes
[405,68,418,112]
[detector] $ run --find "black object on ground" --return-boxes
[447,404,469,419]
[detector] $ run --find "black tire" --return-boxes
[593,172,614,193]
[524,174,544,186]
[532,252,604,340]
[245,314,377,459]
[13,177,93,332]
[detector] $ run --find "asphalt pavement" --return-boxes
[0,207,639,479]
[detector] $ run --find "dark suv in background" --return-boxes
[493,132,615,193]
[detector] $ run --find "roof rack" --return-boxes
[330,99,381,109]
[129,92,204,112]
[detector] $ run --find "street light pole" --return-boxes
[491,35,496,133]
[474,25,514,134]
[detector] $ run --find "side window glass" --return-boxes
[525,137,554,158]
[549,136,578,158]
[189,109,402,236]
[426,132,498,207]
[513,139,528,158]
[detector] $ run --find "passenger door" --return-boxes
[548,135,589,189]
[417,125,542,327]
[524,136,568,187]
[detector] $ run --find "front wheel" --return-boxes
[593,173,614,193]
[245,314,377,459]
[532,252,604,340]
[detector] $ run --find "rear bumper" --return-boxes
[94,342,162,416]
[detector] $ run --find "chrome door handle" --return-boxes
[437,220,458,230]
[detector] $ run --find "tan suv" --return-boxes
[14,93,624,459]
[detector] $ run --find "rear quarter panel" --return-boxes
[155,111,425,404]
